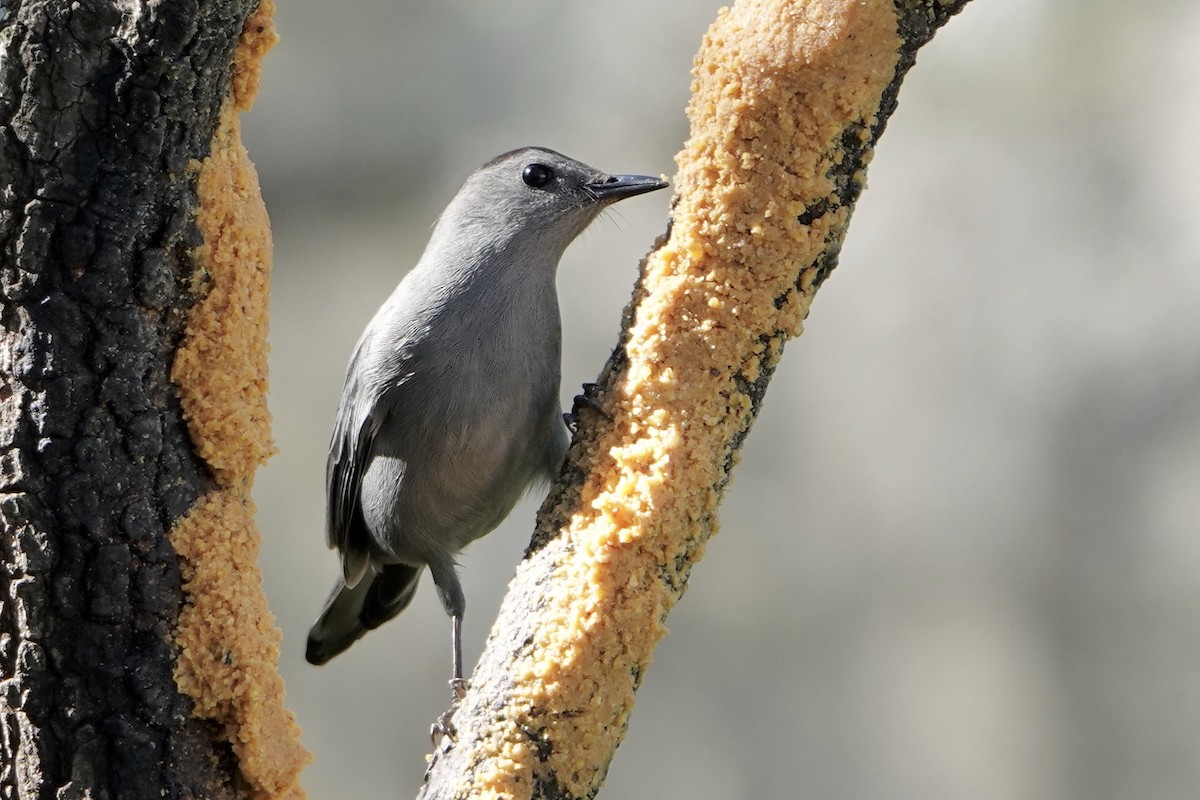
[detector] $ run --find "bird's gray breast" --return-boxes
[358,268,564,566]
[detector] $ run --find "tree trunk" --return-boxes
[418,1,972,798]
[0,1,308,798]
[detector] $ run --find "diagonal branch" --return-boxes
[418,1,971,798]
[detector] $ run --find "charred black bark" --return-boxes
[0,1,260,797]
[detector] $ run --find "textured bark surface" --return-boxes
[418,1,973,799]
[0,1,263,797]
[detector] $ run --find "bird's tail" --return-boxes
[305,564,423,665]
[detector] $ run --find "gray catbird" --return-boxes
[306,148,666,695]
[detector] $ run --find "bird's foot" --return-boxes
[564,382,611,433]
[429,710,456,749]
[429,678,471,748]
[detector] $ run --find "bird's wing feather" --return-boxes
[326,379,387,586]
[325,319,418,586]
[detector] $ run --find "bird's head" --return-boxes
[443,146,667,259]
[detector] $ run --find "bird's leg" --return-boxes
[564,382,611,433]
[449,613,468,700]
[430,614,468,746]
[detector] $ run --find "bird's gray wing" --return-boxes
[326,292,430,586]
[326,379,385,587]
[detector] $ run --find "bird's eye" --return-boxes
[522,163,554,189]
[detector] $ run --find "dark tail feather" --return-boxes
[305,564,422,665]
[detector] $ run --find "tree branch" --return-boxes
[418,1,971,798]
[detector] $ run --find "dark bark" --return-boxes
[0,1,260,797]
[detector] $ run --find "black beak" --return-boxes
[586,174,668,203]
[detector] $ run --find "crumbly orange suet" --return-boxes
[230,0,277,113]
[172,494,308,800]
[168,2,311,798]
[172,102,276,486]
[458,1,900,797]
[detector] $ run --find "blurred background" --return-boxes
[245,1,1200,797]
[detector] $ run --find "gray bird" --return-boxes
[306,147,666,696]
